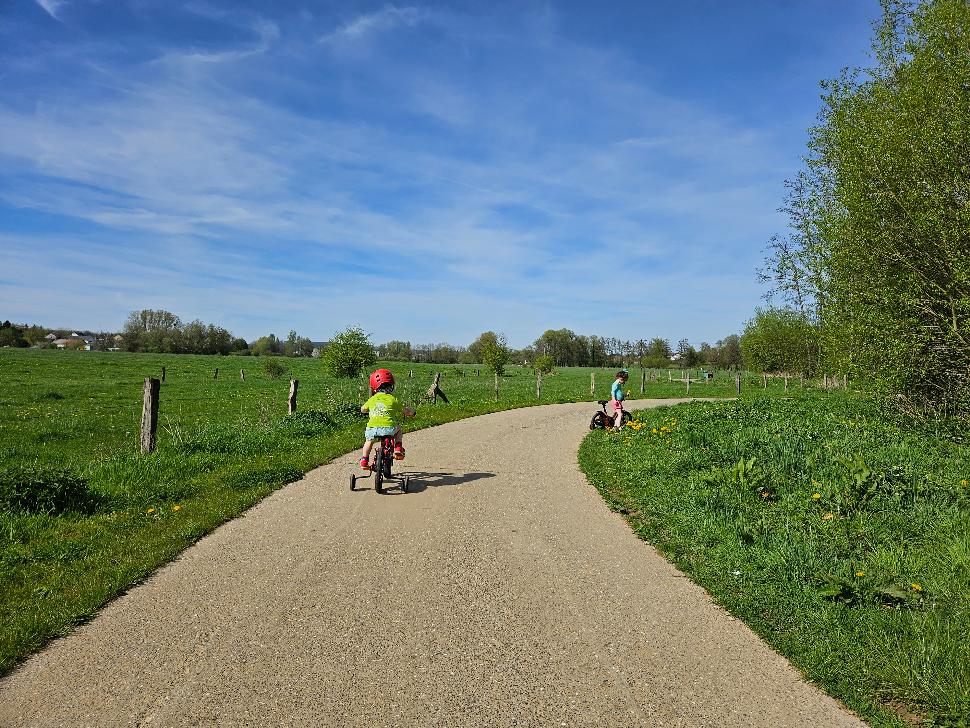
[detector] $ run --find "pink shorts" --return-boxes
[610,399,624,413]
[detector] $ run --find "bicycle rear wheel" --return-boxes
[373,448,384,493]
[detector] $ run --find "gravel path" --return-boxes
[0,399,866,727]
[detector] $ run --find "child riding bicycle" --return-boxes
[610,370,629,430]
[360,368,415,470]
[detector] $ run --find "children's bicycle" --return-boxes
[589,399,632,430]
[350,433,409,494]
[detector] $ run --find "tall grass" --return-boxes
[579,393,970,727]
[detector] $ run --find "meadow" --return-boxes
[579,395,970,727]
[0,348,746,675]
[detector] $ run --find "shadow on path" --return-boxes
[403,471,496,493]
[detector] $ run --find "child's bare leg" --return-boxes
[362,440,374,459]
[613,410,623,428]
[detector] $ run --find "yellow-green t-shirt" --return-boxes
[364,392,403,428]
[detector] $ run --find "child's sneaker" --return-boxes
[359,457,370,470]
[393,445,405,460]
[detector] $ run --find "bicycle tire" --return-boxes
[374,448,384,492]
[590,412,606,430]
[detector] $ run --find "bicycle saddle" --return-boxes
[597,399,609,405]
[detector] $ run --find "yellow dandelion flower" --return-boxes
[811,493,821,500]
[651,428,658,434]
[911,583,922,592]
[962,479,968,487]
[172,504,182,511]
[821,513,834,521]
[146,508,155,514]
[855,571,865,577]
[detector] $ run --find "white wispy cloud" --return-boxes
[34,0,67,21]
[319,5,430,48]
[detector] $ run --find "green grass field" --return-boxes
[579,394,970,728]
[0,348,747,675]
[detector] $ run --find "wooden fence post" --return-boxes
[494,372,500,402]
[784,375,789,392]
[668,369,672,382]
[288,379,299,414]
[408,369,413,379]
[213,368,219,380]
[536,371,542,400]
[686,374,691,396]
[140,378,160,454]
[762,373,768,389]
[428,372,442,404]
[736,372,741,395]
[843,374,848,389]
[640,369,645,395]
[161,366,166,383]
[823,373,828,389]
[590,372,595,396]
[240,369,245,381]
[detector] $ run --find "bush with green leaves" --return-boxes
[262,359,285,379]
[0,467,98,514]
[320,326,376,378]
[533,354,554,375]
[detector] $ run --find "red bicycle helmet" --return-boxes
[369,368,394,391]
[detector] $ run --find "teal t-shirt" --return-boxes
[611,380,625,401]
[364,392,403,428]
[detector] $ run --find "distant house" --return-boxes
[55,334,93,351]
[44,333,57,341]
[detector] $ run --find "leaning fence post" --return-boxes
[161,366,166,383]
[843,373,848,389]
[590,372,595,396]
[288,379,299,414]
[640,369,645,395]
[784,375,789,392]
[140,377,160,454]
[536,371,542,400]
[763,373,768,389]
[494,372,500,402]
[736,372,741,395]
[213,368,219,380]
[686,373,691,396]
[240,369,245,381]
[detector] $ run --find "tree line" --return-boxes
[753,0,969,419]
[375,329,743,370]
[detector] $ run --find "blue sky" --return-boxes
[0,0,880,347]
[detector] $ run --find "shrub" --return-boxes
[533,354,554,375]
[321,326,376,378]
[0,467,99,515]
[263,359,285,379]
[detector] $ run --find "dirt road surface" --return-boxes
[0,400,866,727]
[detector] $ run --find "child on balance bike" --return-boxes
[359,369,415,470]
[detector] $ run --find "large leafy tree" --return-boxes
[321,326,376,378]
[764,0,970,417]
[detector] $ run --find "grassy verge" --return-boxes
[0,349,750,675]
[578,393,970,727]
